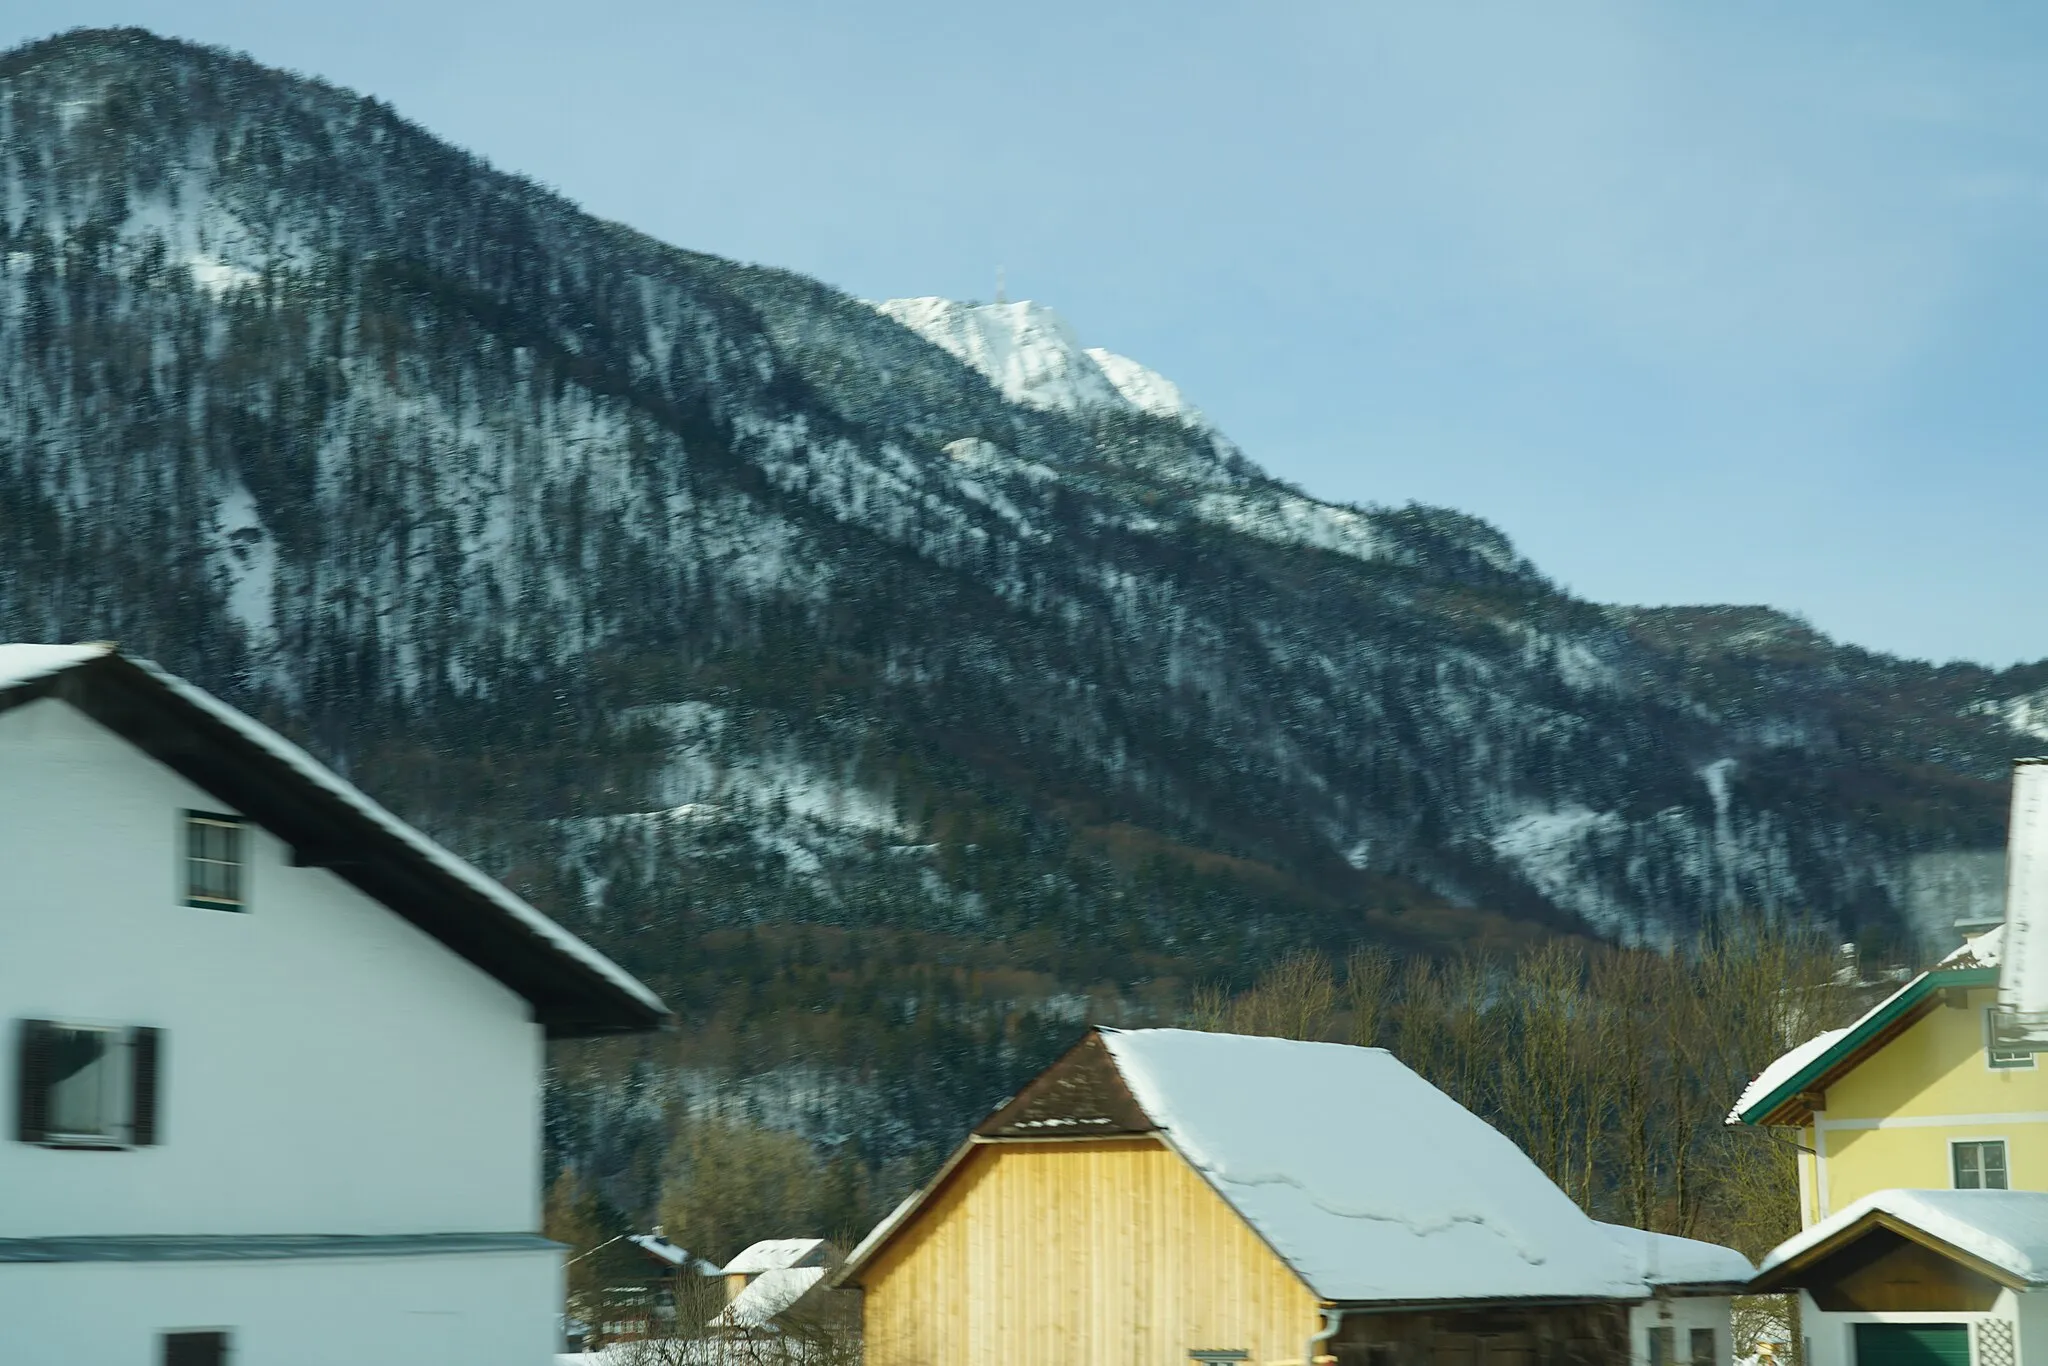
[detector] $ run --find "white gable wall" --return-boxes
[1627,1297,1733,1366]
[0,1249,560,1366]
[0,696,543,1238]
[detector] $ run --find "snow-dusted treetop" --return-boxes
[873,297,1213,431]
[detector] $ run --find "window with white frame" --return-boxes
[14,1020,161,1147]
[185,812,247,910]
[1986,1008,2036,1069]
[1952,1139,2008,1189]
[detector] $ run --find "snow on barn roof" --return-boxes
[722,1238,829,1275]
[841,1027,1750,1304]
[1099,1029,1751,1304]
[1760,1190,2048,1287]
[710,1266,828,1330]
[0,643,667,1036]
[1602,1225,1764,1288]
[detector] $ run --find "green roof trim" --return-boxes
[1738,966,1998,1125]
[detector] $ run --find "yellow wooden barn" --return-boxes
[840,1028,1750,1366]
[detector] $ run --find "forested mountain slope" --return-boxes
[4,28,2045,1223]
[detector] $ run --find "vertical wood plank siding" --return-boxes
[863,1136,1320,1366]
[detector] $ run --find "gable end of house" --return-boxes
[0,645,666,1038]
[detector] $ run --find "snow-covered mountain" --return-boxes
[871,296,1212,432]
[4,26,2045,984]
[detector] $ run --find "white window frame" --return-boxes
[184,811,248,911]
[42,1022,134,1147]
[1950,1136,2010,1190]
[1985,1007,2036,1070]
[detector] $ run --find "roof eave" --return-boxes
[4,650,667,1036]
[1750,1210,2034,1294]
[1735,968,2000,1127]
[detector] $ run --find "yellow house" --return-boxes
[1732,923,2048,1366]
[1730,928,2045,1225]
[842,1028,1750,1366]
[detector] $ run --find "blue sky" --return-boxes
[10,3,2048,666]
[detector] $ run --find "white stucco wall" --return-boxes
[1794,1288,2033,1366]
[0,696,544,1238]
[1629,1296,1734,1366]
[0,1249,560,1364]
[2018,1288,2046,1366]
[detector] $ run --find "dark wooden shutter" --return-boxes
[162,1330,229,1366]
[16,1019,53,1144]
[131,1027,162,1147]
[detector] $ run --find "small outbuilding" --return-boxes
[838,1027,1750,1366]
[1749,1190,2046,1366]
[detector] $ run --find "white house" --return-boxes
[0,643,668,1365]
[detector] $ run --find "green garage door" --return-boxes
[1854,1324,1971,1366]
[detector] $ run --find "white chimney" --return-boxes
[1995,758,2048,1046]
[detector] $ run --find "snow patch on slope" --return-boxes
[874,297,1213,433]
[874,297,1128,416]
[1977,688,2048,743]
[1084,346,1209,428]
[1490,807,1636,937]
[186,253,260,296]
[1192,490,1387,561]
[205,483,279,657]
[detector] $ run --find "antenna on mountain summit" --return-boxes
[995,266,1006,305]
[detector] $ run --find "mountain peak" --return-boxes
[872,296,1212,433]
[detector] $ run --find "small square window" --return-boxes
[1649,1327,1676,1366]
[162,1330,230,1366]
[1953,1139,2009,1190]
[1691,1328,1717,1366]
[185,813,247,910]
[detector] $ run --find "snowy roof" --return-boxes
[0,642,113,690]
[1760,1190,2048,1286]
[1729,934,2003,1126]
[0,643,667,1036]
[1726,1029,1850,1125]
[628,1234,719,1275]
[711,1266,828,1329]
[839,1191,918,1282]
[722,1238,829,1275]
[1100,1029,1749,1303]
[1943,924,2004,969]
[1599,1225,1758,1288]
